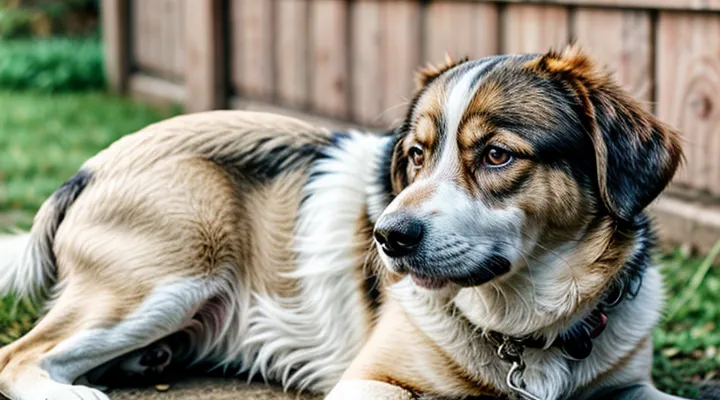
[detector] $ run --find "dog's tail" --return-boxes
[0,170,91,301]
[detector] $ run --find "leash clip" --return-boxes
[495,335,545,400]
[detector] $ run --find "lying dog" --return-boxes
[0,46,685,400]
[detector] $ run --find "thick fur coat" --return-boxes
[0,46,684,400]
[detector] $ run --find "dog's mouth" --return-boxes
[406,255,512,290]
[411,276,450,290]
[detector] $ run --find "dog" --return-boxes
[0,45,685,400]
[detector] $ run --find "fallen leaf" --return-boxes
[155,384,170,392]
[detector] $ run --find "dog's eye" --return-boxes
[409,145,425,167]
[482,146,513,167]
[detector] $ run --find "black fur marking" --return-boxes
[468,56,510,89]
[603,214,653,307]
[40,169,93,280]
[212,140,324,183]
[376,132,400,200]
[54,169,93,226]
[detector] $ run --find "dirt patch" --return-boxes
[109,378,322,400]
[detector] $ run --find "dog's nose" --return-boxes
[373,213,424,257]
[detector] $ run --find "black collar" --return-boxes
[488,214,653,360]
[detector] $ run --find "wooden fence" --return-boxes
[102,0,720,251]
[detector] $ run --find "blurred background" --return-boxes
[0,0,718,398]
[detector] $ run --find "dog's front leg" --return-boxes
[326,380,414,400]
[326,299,490,400]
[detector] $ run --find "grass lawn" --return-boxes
[0,90,718,398]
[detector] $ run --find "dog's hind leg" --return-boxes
[0,277,217,400]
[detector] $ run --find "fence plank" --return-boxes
[503,4,569,54]
[102,0,129,92]
[174,0,186,77]
[473,0,720,12]
[573,9,652,105]
[276,0,309,108]
[310,0,349,118]
[424,2,499,64]
[185,0,225,112]
[380,1,421,126]
[231,0,274,100]
[351,0,383,126]
[162,0,182,79]
[131,0,147,71]
[146,0,161,72]
[657,13,720,194]
[129,73,186,105]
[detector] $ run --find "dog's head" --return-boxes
[374,46,682,332]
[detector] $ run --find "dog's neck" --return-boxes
[386,215,655,399]
[487,215,653,360]
[451,213,653,352]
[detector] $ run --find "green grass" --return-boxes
[0,90,717,397]
[0,90,180,228]
[654,247,720,398]
[0,38,105,92]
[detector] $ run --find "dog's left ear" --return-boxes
[415,54,468,92]
[529,45,684,222]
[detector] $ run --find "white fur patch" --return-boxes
[0,232,52,300]
[188,132,391,393]
[326,379,414,400]
[434,60,496,178]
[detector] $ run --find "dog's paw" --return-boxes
[86,340,176,388]
[125,341,173,375]
[64,385,111,400]
[325,380,414,400]
[2,377,109,400]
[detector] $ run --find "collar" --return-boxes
[487,214,653,361]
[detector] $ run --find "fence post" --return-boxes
[185,0,226,113]
[102,0,129,92]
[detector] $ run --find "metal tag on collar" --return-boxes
[496,336,544,400]
[497,335,524,364]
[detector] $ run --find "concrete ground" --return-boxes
[109,378,322,400]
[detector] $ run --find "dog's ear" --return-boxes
[415,54,468,91]
[528,45,683,222]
